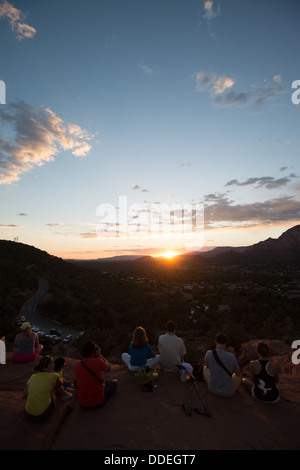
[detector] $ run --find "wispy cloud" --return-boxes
[138,64,154,75]
[0,223,23,228]
[0,101,93,184]
[180,162,195,168]
[203,0,220,21]
[202,0,221,38]
[132,184,150,193]
[0,0,36,40]
[194,71,287,110]
[225,176,291,190]
[46,222,65,227]
[80,231,97,239]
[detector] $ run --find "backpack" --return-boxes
[135,366,154,392]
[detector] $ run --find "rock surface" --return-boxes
[1,340,300,451]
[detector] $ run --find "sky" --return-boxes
[0,0,300,259]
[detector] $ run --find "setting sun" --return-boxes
[161,250,179,259]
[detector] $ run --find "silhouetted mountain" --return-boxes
[180,225,300,265]
[195,246,247,258]
[244,225,300,260]
[0,239,51,266]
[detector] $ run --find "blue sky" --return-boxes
[0,0,299,258]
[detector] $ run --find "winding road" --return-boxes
[19,276,83,340]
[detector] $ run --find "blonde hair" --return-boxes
[23,326,32,337]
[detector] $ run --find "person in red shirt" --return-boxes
[74,341,117,408]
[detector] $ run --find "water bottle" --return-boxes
[152,370,159,388]
[180,365,186,382]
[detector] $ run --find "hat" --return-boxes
[21,322,31,330]
[181,362,194,378]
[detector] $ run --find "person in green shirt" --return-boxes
[23,355,61,422]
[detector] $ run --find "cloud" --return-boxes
[213,76,235,94]
[194,70,235,94]
[194,71,218,91]
[204,193,300,228]
[203,0,220,21]
[0,0,36,40]
[202,0,221,38]
[0,223,23,228]
[132,184,150,192]
[225,176,291,190]
[80,231,97,239]
[180,162,195,168]
[195,72,287,110]
[218,75,287,109]
[0,101,93,184]
[46,222,65,227]
[138,64,154,75]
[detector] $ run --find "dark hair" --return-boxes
[166,321,176,333]
[215,333,228,345]
[256,341,269,358]
[82,341,97,358]
[132,327,147,349]
[54,357,65,372]
[34,355,52,372]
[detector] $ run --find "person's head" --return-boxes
[215,333,228,347]
[256,341,269,358]
[166,321,176,333]
[54,357,65,372]
[132,326,148,349]
[82,341,98,358]
[21,322,32,337]
[34,355,54,372]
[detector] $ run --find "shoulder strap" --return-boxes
[81,360,104,384]
[212,350,232,377]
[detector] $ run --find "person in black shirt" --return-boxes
[242,341,280,403]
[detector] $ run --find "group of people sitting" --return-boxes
[12,320,281,423]
[121,323,280,404]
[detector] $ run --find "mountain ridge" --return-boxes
[2,224,298,265]
[66,224,300,265]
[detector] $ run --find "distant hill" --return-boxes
[0,239,149,346]
[70,225,300,269]
[65,254,146,263]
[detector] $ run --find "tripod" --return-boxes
[182,372,211,417]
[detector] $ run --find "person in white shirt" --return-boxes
[158,321,189,373]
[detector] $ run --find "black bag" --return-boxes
[81,360,104,384]
[212,350,232,377]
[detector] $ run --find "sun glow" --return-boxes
[161,250,179,259]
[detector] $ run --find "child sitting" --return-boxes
[54,357,74,393]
